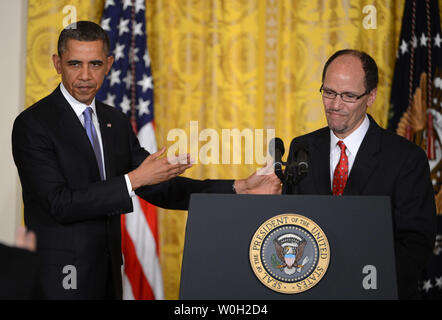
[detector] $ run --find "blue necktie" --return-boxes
[83,107,105,180]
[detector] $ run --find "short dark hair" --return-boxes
[321,49,378,92]
[58,21,110,57]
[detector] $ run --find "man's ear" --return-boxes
[52,54,62,74]
[367,88,377,107]
[106,55,114,75]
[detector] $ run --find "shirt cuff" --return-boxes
[124,174,136,197]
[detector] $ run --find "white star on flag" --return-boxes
[422,279,433,292]
[411,35,418,48]
[101,17,111,31]
[104,0,115,8]
[103,93,116,107]
[435,33,442,47]
[420,33,428,46]
[114,43,125,61]
[120,95,131,114]
[123,71,132,90]
[137,98,151,116]
[123,0,132,10]
[137,74,153,93]
[143,52,151,68]
[109,69,122,86]
[129,47,140,63]
[118,18,130,36]
[135,0,145,13]
[435,276,442,289]
[400,40,408,55]
[134,22,143,37]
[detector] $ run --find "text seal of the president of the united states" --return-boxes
[249,214,330,294]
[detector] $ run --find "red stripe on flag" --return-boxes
[121,215,155,300]
[138,198,160,256]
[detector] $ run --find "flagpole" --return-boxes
[426,0,435,160]
[130,0,138,133]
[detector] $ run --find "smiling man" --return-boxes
[12,21,280,300]
[286,49,436,299]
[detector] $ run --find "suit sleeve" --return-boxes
[135,177,235,210]
[12,113,134,224]
[393,147,437,299]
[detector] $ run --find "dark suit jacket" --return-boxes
[286,115,437,299]
[11,86,233,299]
[0,243,44,299]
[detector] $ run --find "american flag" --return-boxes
[97,0,164,300]
[389,0,442,299]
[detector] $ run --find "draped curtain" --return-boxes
[26,0,432,299]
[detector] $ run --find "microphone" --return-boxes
[288,139,309,177]
[282,139,309,194]
[269,137,285,182]
[295,147,309,176]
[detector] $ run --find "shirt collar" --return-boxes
[60,82,96,117]
[330,115,370,156]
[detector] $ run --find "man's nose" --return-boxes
[78,65,92,80]
[330,94,344,109]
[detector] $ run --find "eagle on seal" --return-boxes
[274,237,307,270]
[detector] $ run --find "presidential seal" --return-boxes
[249,214,330,294]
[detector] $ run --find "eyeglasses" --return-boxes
[319,85,369,103]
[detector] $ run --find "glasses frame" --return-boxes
[319,84,369,103]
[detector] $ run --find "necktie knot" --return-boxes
[83,107,93,122]
[337,140,346,152]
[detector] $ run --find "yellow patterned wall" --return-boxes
[25,0,104,107]
[26,0,432,299]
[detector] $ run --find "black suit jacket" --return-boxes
[12,86,233,299]
[286,115,437,299]
[0,243,43,299]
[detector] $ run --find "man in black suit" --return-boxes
[12,21,280,299]
[286,49,436,299]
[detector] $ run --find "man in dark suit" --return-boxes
[12,21,280,299]
[286,49,437,299]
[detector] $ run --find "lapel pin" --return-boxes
[107,123,112,128]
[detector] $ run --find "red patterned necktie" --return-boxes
[332,141,348,196]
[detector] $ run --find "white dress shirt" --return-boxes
[60,83,135,196]
[329,115,370,190]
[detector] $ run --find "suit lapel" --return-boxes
[52,86,107,181]
[310,128,333,195]
[52,87,98,163]
[344,116,381,195]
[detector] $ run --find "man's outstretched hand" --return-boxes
[234,161,282,194]
[128,147,193,190]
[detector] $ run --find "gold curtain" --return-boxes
[25,0,104,107]
[147,0,406,299]
[26,0,437,299]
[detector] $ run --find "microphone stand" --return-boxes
[282,161,295,194]
[282,159,308,195]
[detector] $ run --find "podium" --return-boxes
[179,194,398,299]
